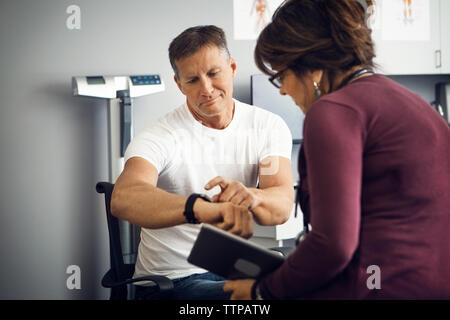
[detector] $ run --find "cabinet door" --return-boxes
[371,0,441,75]
[440,0,450,74]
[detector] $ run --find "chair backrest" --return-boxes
[96,182,128,284]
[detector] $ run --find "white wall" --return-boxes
[0,0,448,299]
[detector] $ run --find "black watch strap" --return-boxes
[251,279,263,300]
[184,193,211,224]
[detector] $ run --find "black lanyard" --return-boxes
[294,185,310,245]
[338,68,375,90]
[294,144,310,245]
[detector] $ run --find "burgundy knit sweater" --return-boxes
[259,74,450,299]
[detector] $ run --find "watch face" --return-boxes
[255,284,263,300]
[200,194,212,202]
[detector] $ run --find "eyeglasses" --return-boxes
[268,66,289,89]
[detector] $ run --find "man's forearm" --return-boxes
[111,183,189,228]
[249,186,294,225]
[111,183,254,238]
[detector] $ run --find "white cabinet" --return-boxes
[370,0,449,75]
[440,0,450,74]
[251,202,303,247]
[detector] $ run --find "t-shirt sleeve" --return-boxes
[258,101,364,299]
[258,114,293,162]
[124,123,174,173]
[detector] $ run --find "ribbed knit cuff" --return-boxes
[250,279,261,300]
[256,277,276,300]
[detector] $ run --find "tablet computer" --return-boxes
[188,224,285,280]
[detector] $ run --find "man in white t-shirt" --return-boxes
[111,25,294,300]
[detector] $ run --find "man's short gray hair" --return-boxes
[169,25,231,78]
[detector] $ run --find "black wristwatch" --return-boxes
[183,193,211,224]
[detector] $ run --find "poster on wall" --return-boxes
[380,0,431,41]
[233,0,284,40]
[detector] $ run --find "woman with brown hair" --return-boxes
[224,0,450,299]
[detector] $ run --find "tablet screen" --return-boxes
[188,224,285,279]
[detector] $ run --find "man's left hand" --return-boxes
[205,176,261,210]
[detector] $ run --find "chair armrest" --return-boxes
[102,270,174,291]
[269,246,295,257]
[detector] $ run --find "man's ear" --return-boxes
[174,75,185,94]
[230,57,237,79]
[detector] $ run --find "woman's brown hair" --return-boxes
[254,0,376,79]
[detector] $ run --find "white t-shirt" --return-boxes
[124,99,292,280]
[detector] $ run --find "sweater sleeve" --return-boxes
[259,101,364,299]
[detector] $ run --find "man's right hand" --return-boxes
[193,200,253,239]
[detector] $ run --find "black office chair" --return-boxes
[269,245,295,256]
[96,182,173,300]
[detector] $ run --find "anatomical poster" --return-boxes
[381,0,431,41]
[233,0,284,40]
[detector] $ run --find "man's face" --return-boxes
[174,45,237,121]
